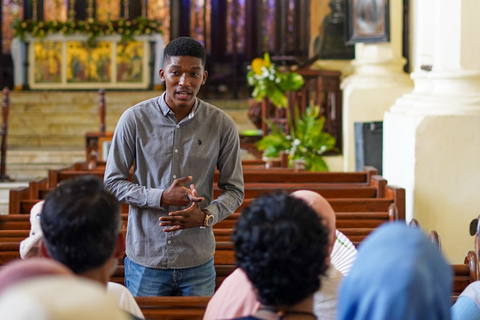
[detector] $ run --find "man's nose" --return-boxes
[179,73,189,86]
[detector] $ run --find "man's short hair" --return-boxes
[233,192,330,307]
[163,37,206,66]
[40,175,120,274]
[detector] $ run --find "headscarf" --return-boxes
[338,222,452,320]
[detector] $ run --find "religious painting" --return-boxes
[116,41,144,83]
[345,0,390,43]
[148,0,170,43]
[96,0,120,22]
[43,0,68,21]
[66,41,112,83]
[2,0,23,54]
[33,41,62,83]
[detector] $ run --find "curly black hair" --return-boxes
[41,175,120,274]
[163,37,206,66]
[233,192,330,307]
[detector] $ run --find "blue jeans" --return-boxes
[124,256,216,297]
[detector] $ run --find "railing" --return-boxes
[261,69,342,151]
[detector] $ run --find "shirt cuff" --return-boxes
[146,188,164,209]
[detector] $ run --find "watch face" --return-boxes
[206,214,214,227]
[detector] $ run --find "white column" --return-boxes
[341,0,413,171]
[384,0,480,263]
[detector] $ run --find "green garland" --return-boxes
[13,17,162,46]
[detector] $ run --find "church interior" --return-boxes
[0,0,480,317]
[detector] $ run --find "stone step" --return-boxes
[6,149,85,181]
[8,91,254,149]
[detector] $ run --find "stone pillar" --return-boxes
[341,0,413,172]
[383,0,480,263]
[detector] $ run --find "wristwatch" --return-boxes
[203,212,214,227]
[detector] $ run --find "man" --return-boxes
[104,36,244,296]
[204,190,353,320]
[39,175,144,319]
[229,192,330,319]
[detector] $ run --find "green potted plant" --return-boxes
[256,105,337,172]
[246,52,304,108]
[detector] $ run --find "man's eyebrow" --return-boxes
[168,64,202,70]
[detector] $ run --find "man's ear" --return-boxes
[202,70,208,85]
[40,239,51,258]
[159,69,165,82]
[113,232,126,259]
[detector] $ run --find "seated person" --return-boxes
[20,176,143,319]
[0,276,133,320]
[204,190,355,320]
[227,192,330,320]
[0,258,73,295]
[337,222,452,320]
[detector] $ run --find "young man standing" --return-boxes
[104,37,244,297]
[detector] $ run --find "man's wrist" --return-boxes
[202,209,214,227]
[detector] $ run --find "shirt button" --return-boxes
[173,175,176,179]
[167,240,172,244]
[176,125,180,129]
[174,149,178,153]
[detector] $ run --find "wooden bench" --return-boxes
[9,180,404,219]
[135,296,210,320]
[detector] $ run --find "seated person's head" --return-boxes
[291,190,336,254]
[337,222,452,320]
[40,175,122,276]
[233,192,330,309]
[163,37,206,67]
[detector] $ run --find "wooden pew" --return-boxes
[9,179,403,218]
[135,296,210,320]
[14,184,386,215]
[452,250,478,301]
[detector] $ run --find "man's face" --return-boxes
[159,56,208,110]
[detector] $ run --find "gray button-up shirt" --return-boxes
[104,93,244,269]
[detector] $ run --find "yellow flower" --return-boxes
[251,58,264,75]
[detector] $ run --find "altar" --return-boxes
[13,33,164,90]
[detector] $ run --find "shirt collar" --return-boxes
[158,92,198,119]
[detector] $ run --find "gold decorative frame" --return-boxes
[28,34,153,89]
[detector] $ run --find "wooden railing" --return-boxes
[261,69,342,151]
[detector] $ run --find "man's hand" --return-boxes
[159,185,206,232]
[161,176,204,207]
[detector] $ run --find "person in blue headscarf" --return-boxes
[337,222,452,320]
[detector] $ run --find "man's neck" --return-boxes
[164,96,195,122]
[78,267,110,287]
[254,296,316,320]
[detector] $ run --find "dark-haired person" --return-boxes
[204,190,354,320]
[104,36,244,297]
[230,192,330,320]
[39,175,144,319]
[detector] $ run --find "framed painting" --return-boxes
[28,34,155,89]
[67,41,112,83]
[116,41,144,83]
[33,41,62,83]
[345,0,390,44]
